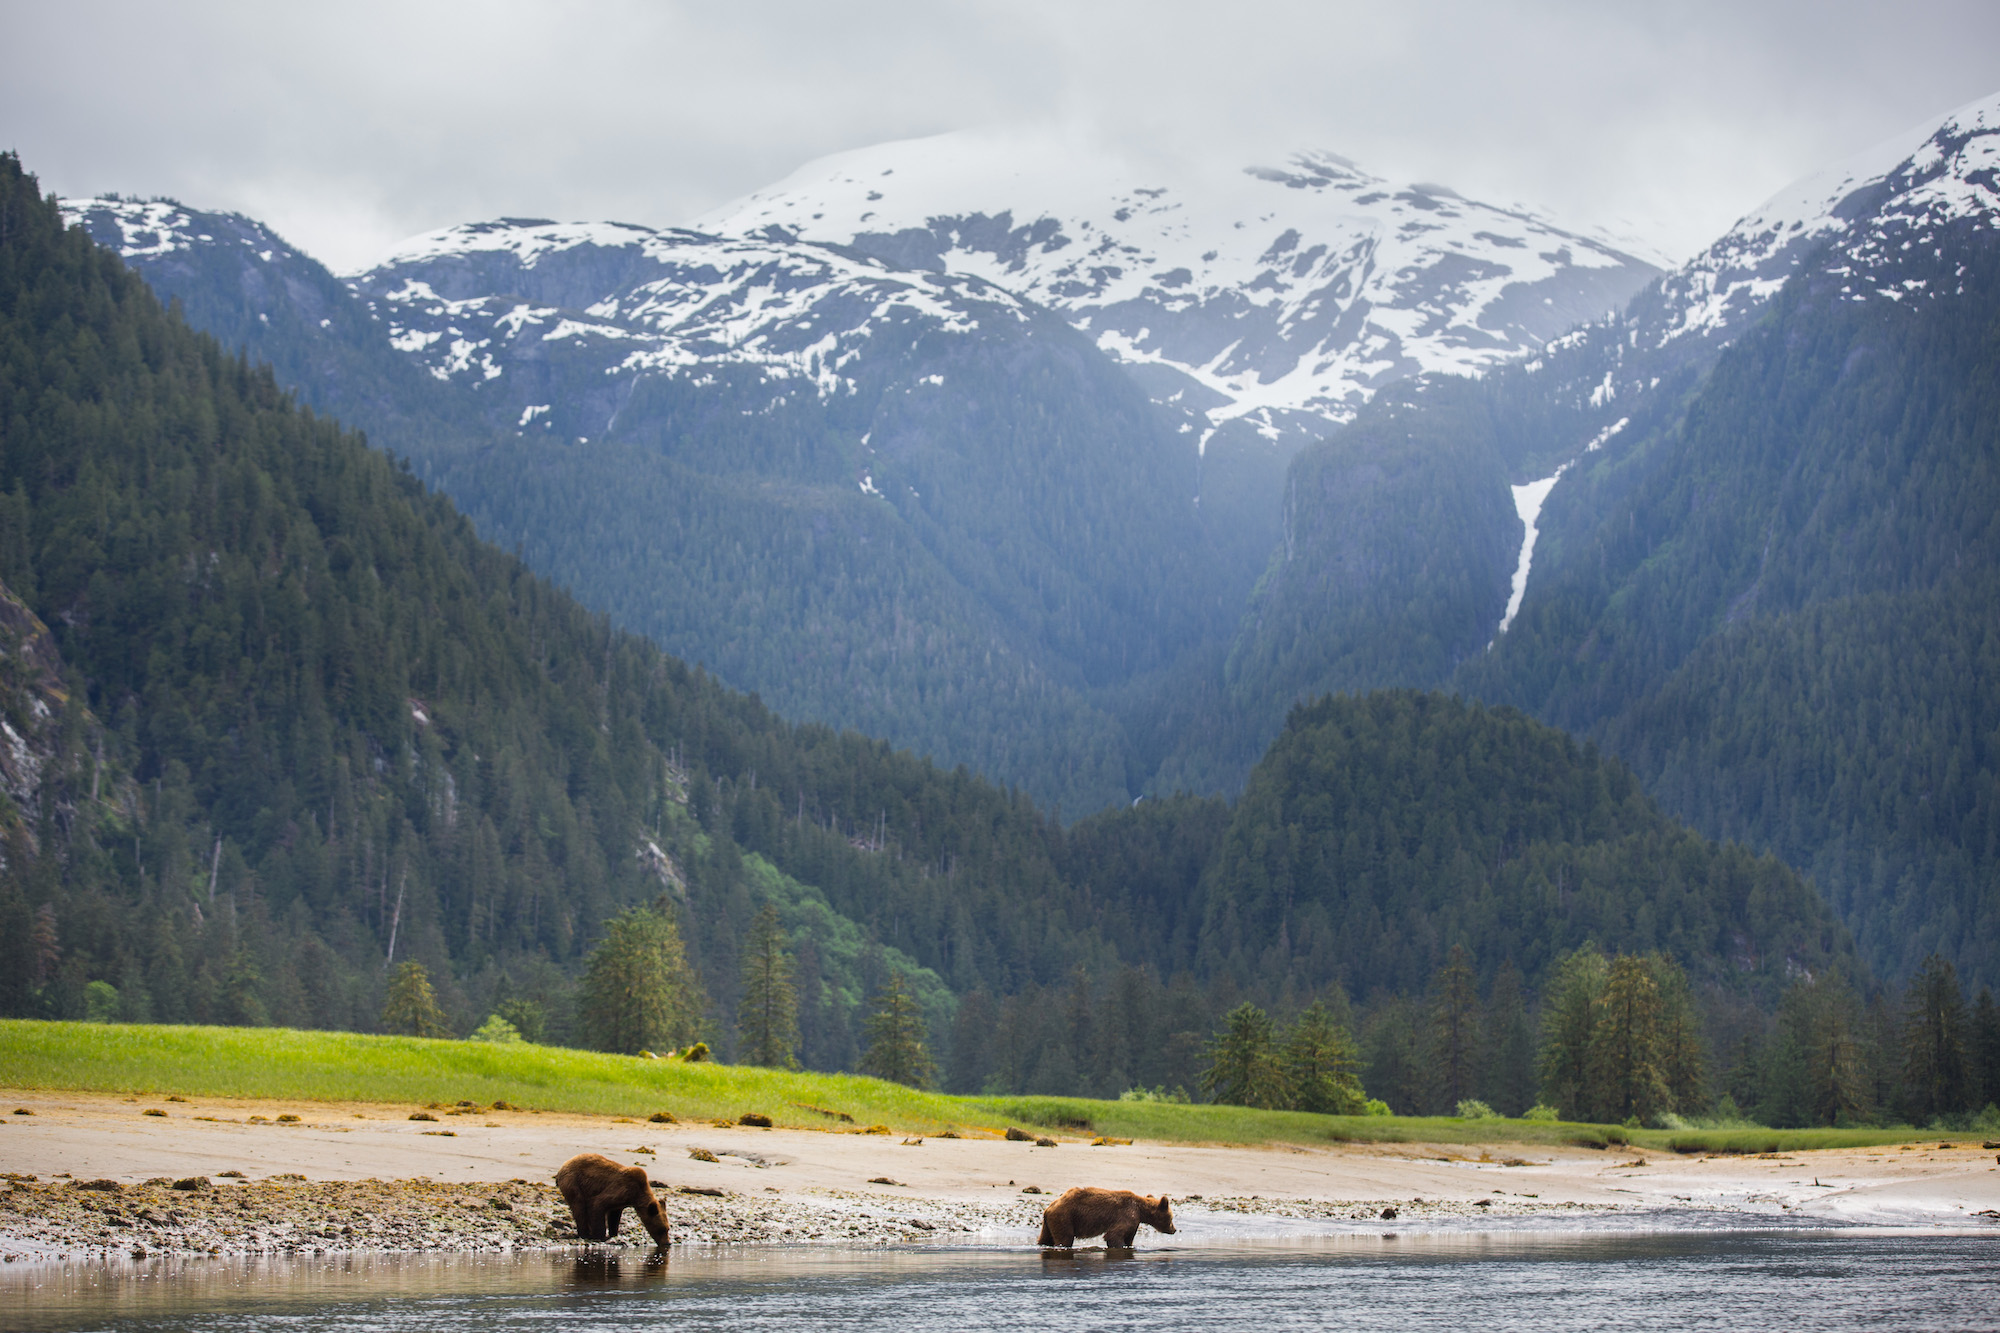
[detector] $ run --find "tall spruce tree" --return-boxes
[1587,954,1672,1124]
[1482,961,1537,1116]
[1427,945,1482,1114]
[1778,972,1870,1126]
[381,961,448,1038]
[1538,945,1608,1119]
[1972,989,2000,1112]
[737,905,800,1069]
[1200,1002,1289,1109]
[576,904,703,1056]
[1650,954,1708,1115]
[859,973,937,1089]
[1902,954,1971,1123]
[1281,999,1367,1114]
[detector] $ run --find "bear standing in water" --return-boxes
[555,1153,672,1247]
[1036,1187,1176,1249]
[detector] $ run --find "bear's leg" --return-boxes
[1105,1223,1138,1248]
[580,1203,605,1241]
[606,1205,623,1238]
[1037,1215,1055,1247]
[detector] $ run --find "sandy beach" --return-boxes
[2,1089,1995,1264]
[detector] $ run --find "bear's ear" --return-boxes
[1157,1195,1171,1209]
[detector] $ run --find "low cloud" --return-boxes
[8,0,1998,271]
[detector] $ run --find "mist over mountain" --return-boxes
[67,135,1657,813]
[4,153,1850,1118]
[697,130,1663,451]
[50,89,2000,1005]
[1225,91,2000,988]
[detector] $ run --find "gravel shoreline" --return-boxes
[0,1175,1618,1265]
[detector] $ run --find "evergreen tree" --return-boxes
[1972,988,2000,1112]
[381,961,448,1038]
[947,990,998,1094]
[1901,954,1972,1123]
[1281,999,1367,1114]
[1650,954,1708,1114]
[1778,973,1870,1126]
[1427,945,1482,1114]
[1200,1002,1289,1109]
[1587,954,1672,1124]
[736,905,799,1069]
[859,972,938,1089]
[1538,945,1608,1119]
[576,905,703,1056]
[1481,961,1536,1117]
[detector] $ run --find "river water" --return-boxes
[5,1227,1996,1332]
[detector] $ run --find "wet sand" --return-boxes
[2,1088,1995,1263]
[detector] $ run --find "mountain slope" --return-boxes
[63,133,1659,813]
[68,205,1248,813]
[1200,90,2000,987]
[11,145,1864,1114]
[699,131,1662,451]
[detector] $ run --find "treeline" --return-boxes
[1461,238,2000,991]
[0,155,1897,1119]
[83,198,1265,818]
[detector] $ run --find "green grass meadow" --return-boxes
[0,1020,1941,1155]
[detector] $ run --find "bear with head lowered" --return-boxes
[1035,1187,1176,1249]
[555,1152,671,1246]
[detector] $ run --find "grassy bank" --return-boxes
[0,1020,1940,1154]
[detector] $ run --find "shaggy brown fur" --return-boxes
[555,1153,671,1246]
[1035,1187,1176,1248]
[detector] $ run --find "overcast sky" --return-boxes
[8,0,1999,273]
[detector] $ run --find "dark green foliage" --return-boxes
[1279,999,1367,1115]
[1481,961,1536,1117]
[1207,378,1519,784]
[737,904,799,1069]
[1535,946,1705,1124]
[575,904,703,1055]
[859,972,937,1089]
[1901,954,1972,1124]
[1,151,1891,1108]
[380,961,447,1038]
[1428,944,1481,1113]
[1199,691,1852,1001]
[1462,239,2000,991]
[1776,971,1872,1127]
[1975,989,2000,1112]
[88,203,1272,817]
[1199,1002,1289,1109]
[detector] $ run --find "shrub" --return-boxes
[1363,1098,1393,1117]
[468,1015,525,1044]
[1455,1099,1498,1120]
[1523,1103,1559,1121]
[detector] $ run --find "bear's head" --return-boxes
[637,1191,671,1246]
[1147,1195,1176,1234]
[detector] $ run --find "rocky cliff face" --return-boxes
[0,580,78,862]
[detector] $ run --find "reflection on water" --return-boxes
[4,1231,1996,1331]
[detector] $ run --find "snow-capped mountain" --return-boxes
[696,131,1665,445]
[345,218,1043,452]
[1206,86,2000,800]
[1649,89,2000,349]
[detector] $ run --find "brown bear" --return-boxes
[1035,1187,1176,1249]
[555,1153,671,1247]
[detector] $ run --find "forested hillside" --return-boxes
[1462,235,2000,991]
[69,202,1261,816]
[1192,98,2000,996]
[5,152,1944,1124]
